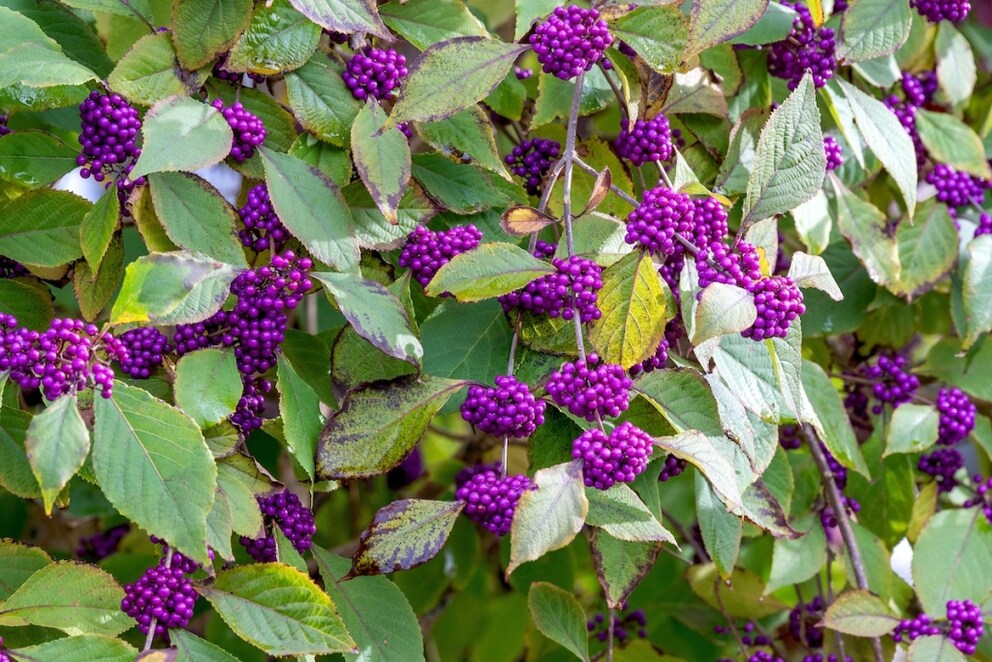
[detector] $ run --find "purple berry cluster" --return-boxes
[398,224,483,288]
[514,66,533,80]
[862,353,919,414]
[238,184,288,253]
[173,309,230,356]
[926,164,989,210]
[625,187,693,256]
[499,255,604,322]
[614,115,673,166]
[691,197,729,248]
[629,318,684,377]
[884,71,939,169]
[121,554,199,639]
[976,213,992,237]
[0,114,10,136]
[529,6,612,81]
[697,241,763,290]
[767,1,837,89]
[455,469,533,536]
[820,495,860,529]
[0,256,28,279]
[211,100,266,163]
[741,275,805,340]
[546,354,632,422]
[936,386,977,445]
[587,607,648,644]
[918,447,963,492]
[572,422,652,489]
[461,375,546,438]
[910,0,971,22]
[116,327,170,379]
[946,599,984,654]
[77,91,146,211]
[893,613,941,644]
[343,48,408,101]
[240,490,316,561]
[533,240,558,259]
[779,424,802,450]
[231,375,271,433]
[789,596,826,649]
[76,524,129,560]
[657,454,687,482]
[964,475,992,524]
[823,135,844,171]
[505,138,561,194]
[213,53,264,83]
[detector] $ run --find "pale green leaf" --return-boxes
[788,251,843,300]
[935,22,975,108]
[892,200,957,298]
[765,518,826,593]
[822,589,899,637]
[691,283,757,345]
[585,484,676,544]
[837,0,912,63]
[416,106,511,180]
[884,403,939,456]
[286,0,388,37]
[131,98,233,179]
[610,6,688,74]
[171,0,253,69]
[912,509,992,616]
[174,348,242,428]
[382,0,489,49]
[696,474,742,578]
[284,56,360,147]
[25,395,89,514]
[0,131,79,189]
[10,634,136,662]
[963,235,992,350]
[351,100,411,225]
[831,174,901,287]
[0,189,88,267]
[107,33,193,105]
[528,582,590,662]
[426,242,555,301]
[685,0,769,58]
[915,109,992,179]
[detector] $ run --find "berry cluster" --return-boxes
[116,327,170,379]
[211,100,266,163]
[231,375,271,433]
[399,224,483,288]
[343,48,408,101]
[121,553,199,640]
[926,164,989,210]
[742,275,805,341]
[0,114,9,136]
[529,6,612,81]
[614,115,673,166]
[173,309,231,356]
[946,599,984,654]
[767,1,837,89]
[820,495,860,529]
[499,255,604,322]
[697,241,762,290]
[910,0,971,22]
[0,256,28,279]
[514,66,533,80]
[238,184,288,253]
[976,213,992,237]
[918,447,963,492]
[964,475,992,524]
[884,71,939,169]
[461,375,546,438]
[505,138,561,194]
[629,318,684,377]
[546,354,632,421]
[240,491,317,561]
[212,53,265,83]
[691,197,729,248]
[76,524,129,561]
[533,240,558,259]
[936,386,977,445]
[779,424,802,450]
[862,353,919,414]
[625,187,694,256]
[76,91,146,211]
[572,422,653,489]
[587,607,648,643]
[455,470,533,536]
[823,135,844,171]
[657,454,687,482]
[893,613,941,644]
[789,596,826,649]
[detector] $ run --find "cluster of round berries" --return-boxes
[586,607,648,643]
[0,114,10,136]
[767,1,837,89]
[926,164,989,210]
[696,241,763,290]
[76,524,129,561]
[533,240,558,259]
[820,494,860,529]
[173,309,230,356]
[936,386,977,445]
[238,184,288,253]
[546,354,631,422]
[918,447,964,492]
[625,187,694,256]
[121,551,199,640]
[461,375,546,438]
[657,454,687,482]
[861,353,919,414]
[893,600,984,654]
[976,213,992,237]
[910,0,971,22]
[964,475,992,524]
[0,256,28,279]
[212,53,264,83]
[779,424,802,450]
[232,375,272,433]
[76,91,146,211]
[629,318,683,378]
[572,422,653,489]
[691,197,730,248]
[514,66,533,80]
[211,100,266,163]
[499,255,604,322]
[343,48,408,101]
[529,6,612,81]
[742,275,806,340]
[823,135,844,171]
[715,622,776,662]
[614,115,673,166]
[884,71,938,169]
[399,224,483,288]
[505,138,561,194]
[116,327,170,379]
[455,470,533,536]
[789,596,826,648]
[240,490,317,561]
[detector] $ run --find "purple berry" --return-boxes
[945,599,983,655]
[239,490,316,560]
[767,1,837,89]
[572,422,652,489]
[505,138,561,195]
[76,524,129,560]
[614,115,673,166]
[629,318,684,377]
[823,135,844,171]
[862,353,919,414]
[742,275,805,341]
[455,470,533,536]
[461,374,546,438]
[779,424,802,450]
[697,241,763,290]
[231,375,271,434]
[533,240,558,259]
[0,256,28,279]
[213,53,265,83]
[76,91,145,213]
[238,184,288,252]
[657,454,687,482]
[625,187,694,256]
[116,327,170,379]
[789,596,826,648]
[911,0,971,22]
[211,100,266,163]
[515,66,533,80]
[975,213,992,237]
[0,114,10,136]
[892,612,941,643]
[499,254,604,322]
[546,354,632,422]
[691,197,729,249]
[926,164,989,210]
[936,386,976,446]
[121,563,198,639]
[529,5,613,81]
[918,447,963,492]
[398,224,483,288]
[343,48,408,101]
[964,475,992,524]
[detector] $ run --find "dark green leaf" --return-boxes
[765,517,826,593]
[277,354,323,480]
[0,189,88,267]
[425,242,555,301]
[107,33,196,105]
[610,6,688,74]
[25,395,89,514]
[801,360,869,477]
[331,327,418,395]
[696,474,742,578]
[0,540,51,600]
[837,0,912,63]
[351,100,411,225]
[685,0,769,58]
[0,278,54,331]
[172,629,242,662]
[174,348,242,428]
[412,153,523,214]
[79,187,119,270]
[527,582,590,662]
[589,530,662,609]
[11,634,135,662]
[0,131,79,189]
[131,98,234,180]
[171,0,253,70]
[634,369,723,436]
[226,0,320,75]
[687,564,786,618]
[0,41,96,89]
[351,499,464,576]
[285,56,360,147]
[416,106,511,180]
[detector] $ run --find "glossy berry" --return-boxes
[454,462,501,489]
[625,187,694,256]
[902,70,938,107]
[455,470,533,536]
[614,115,673,166]
[213,53,265,83]
[505,138,561,194]
[121,563,198,639]
[884,95,927,169]
[546,354,632,422]
[892,613,941,643]
[691,197,729,249]
[697,241,763,290]
[76,524,129,561]
[533,240,558,259]
[767,1,837,89]
[629,319,683,377]
[116,327,170,379]
[587,607,648,644]
[529,5,612,81]
[231,375,271,434]
[946,600,983,655]
[926,164,989,210]
[173,309,231,357]
[573,422,652,489]
[964,475,992,524]
[399,224,483,288]
[343,48,408,101]
[789,596,825,649]
[779,424,802,450]
[936,387,977,445]
[212,100,266,163]
[823,135,844,171]
[238,184,288,252]
[657,455,687,482]
[499,254,604,322]
[514,66,533,80]
[240,491,316,561]
[862,353,919,414]
[910,0,971,22]
[461,375,546,438]
[919,448,964,492]
[820,495,859,529]
[742,276,805,341]
[975,213,992,237]
[823,444,849,490]
[77,91,141,172]
[747,652,782,662]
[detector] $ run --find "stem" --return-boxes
[712,576,747,656]
[599,64,627,121]
[606,606,616,662]
[655,160,673,189]
[562,73,587,361]
[572,156,638,206]
[537,157,566,213]
[142,547,174,651]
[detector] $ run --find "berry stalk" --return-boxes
[562,71,588,361]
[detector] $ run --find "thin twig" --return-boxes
[599,64,627,121]
[142,547,174,651]
[562,73,586,361]
[606,606,616,662]
[572,156,638,206]
[712,576,747,656]
[537,157,567,213]
[655,160,674,189]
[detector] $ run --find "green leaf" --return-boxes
[609,6,688,74]
[226,0,320,75]
[313,271,422,365]
[787,251,844,300]
[588,250,669,368]
[93,381,216,564]
[684,0,769,58]
[412,153,521,214]
[831,175,901,287]
[260,147,359,272]
[316,376,466,479]
[884,403,939,455]
[388,37,528,126]
[963,235,992,350]
[634,369,723,436]
[216,454,268,536]
[935,22,975,109]
[0,561,130,636]
[172,629,243,662]
[765,518,826,593]
[508,460,589,575]
[0,405,41,499]
[111,251,241,325]
[25,395,89,515]
[585,484,676,544]
[0,41,96,89]
[79,188,119,271]
[0,278,54,332]
[1,0,109,76]
[57,0,152,20]
[837,0,912,63]
[351,100,411,225]
[420,299,511,386]
[108,33,195,105]
[174,348,242,428]
[527,582,590,662]
[801,360,869,477]
[687,564,786,618]
[351,499,464,576]
[416,106,511,180]
[836,77,917,216]
[742,74,824,225]
[692,283,757,346]
[332,327,417,394]
[0,131,79,189]
[131,98,234,180]
[729,2,797,45]
[0,189,88,267]
[286,0,388,38]
[514,0,557,40]
[171,0,253,69]
[346,183,437,249]
[696,474,742,578]
[425,242,555,301]
[10,634,136,662]
[822,589,899,637]
[0,541,51,600]
[277,354,323,480]
[285,56,360,147]
[655,431,744,514]
[531,70,615,128]
[791,190,833,256]
[912,509,992,616]
[383,0,488,50]
[915,109,992,180]
[291,134,353,188]
[894,201,957,298]
[588,530,662,609]
[199,564,356,656]
[313,548,425,662]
